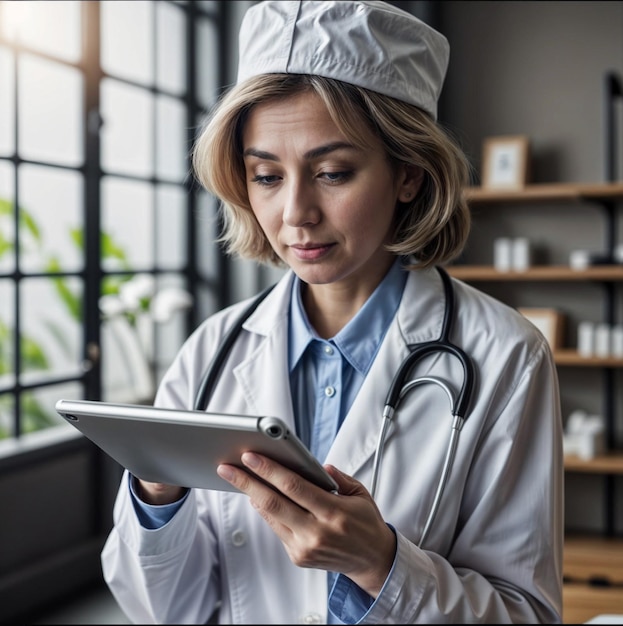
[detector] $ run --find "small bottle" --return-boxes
[512,237,531,271]
[577,321,595,357]
[493,238,512,272]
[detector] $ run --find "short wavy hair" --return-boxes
[192,74,471,269]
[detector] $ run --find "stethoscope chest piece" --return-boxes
[371,266,476,548]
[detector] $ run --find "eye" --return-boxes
[320,170,353,183]
[250,174,281,187]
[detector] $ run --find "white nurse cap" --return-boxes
[236,0,449,120]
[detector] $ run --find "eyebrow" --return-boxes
[243,141,357,162]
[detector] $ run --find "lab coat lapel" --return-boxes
[324,267,446,482]
[234,273,297,430]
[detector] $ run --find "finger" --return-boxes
[324,464,370,497]
[240,452,333,511]
[216,462,262,495]
[217,459,304,543]
[216,459,298,513]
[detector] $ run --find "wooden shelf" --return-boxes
[461,182,623,624]
[465,182,623,204]
[563,535,623,623]
[563,582,623,624]
[564,534,623,585]
[447,265,623,281]
[564,453,623,474]
[554,349,623,367]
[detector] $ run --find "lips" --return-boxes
[290,243,335,261]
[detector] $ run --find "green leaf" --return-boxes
[101,231,130,266]
[21,393,57,433]
[46,257,82,321]
[20,336,49,370]
[20,207,41,242]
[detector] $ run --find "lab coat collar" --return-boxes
[236,266,448,480]
[234,272,297,428]
[324,266,447,479]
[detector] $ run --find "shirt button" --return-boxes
[324,386,335,397]
[299,614,323,624]
[323,345,334,355]
[231,530,246,547]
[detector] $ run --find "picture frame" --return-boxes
[518,307,565,350]
[481,135,530,190]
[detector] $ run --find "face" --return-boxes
[242,91,418,295]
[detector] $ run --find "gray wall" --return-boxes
[437,1,623,533]
[439,1,623,184]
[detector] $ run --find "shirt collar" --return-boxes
[289,258,408,375]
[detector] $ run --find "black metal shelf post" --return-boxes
[602,70,622,536]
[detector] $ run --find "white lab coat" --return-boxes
[101,267,563,624]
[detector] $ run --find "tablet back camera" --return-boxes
[260,417,287,440]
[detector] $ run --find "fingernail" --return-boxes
[242,452,260,468]
[217,465,234,481]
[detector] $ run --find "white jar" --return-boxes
[577,321,595,357]
[493,238,513,272]
[512,237,531,271]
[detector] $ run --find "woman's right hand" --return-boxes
[135,479,187,505]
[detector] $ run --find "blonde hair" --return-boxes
[192,74,471,269]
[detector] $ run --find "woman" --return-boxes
[101,1,563,623]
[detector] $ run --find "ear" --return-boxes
[397,165,424,203]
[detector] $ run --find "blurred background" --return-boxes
[0,1,622,623]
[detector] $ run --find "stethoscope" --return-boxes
[194,266,476,548]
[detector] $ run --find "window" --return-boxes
[0,0,226,442]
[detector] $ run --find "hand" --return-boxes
[135,478,187,505]
[217,453,396,598]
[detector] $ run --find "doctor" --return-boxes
[101,1,563,623]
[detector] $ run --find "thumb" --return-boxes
[324,464,370,497]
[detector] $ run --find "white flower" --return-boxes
[150,287,194,323]
[99,294,127,318]
[119,274,156,311]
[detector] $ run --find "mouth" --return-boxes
[290,243,335,261]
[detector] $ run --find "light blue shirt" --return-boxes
[288,257,406,624]
[130,257,408,624]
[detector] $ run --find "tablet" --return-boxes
[55,399,338,493]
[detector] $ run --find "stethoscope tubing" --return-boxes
[195,266,476,549]
[371,266,475,548]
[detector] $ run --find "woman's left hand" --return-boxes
[217,453,396,598]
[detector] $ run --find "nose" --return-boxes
[282,178,320,227]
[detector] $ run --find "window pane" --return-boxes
[196,190,220,281]
[0,1,82,63]
[157,183,187,270]
[18,54,83,166]
[197,1,219,14]
[154,273,192,382]
[196,17,220,108]
[101,176,154,271]
[156,95,188,182]
[18,164,83,274]
[0,391,14,439]
[101,78,154,178]
[156,2,186,96]
[23,383,84,437]
[20,277,83,382]
[0,160,15,274]
[101,0,154,86]
[101,271,156,404]
[0,279,15,394]
[0,46,15,156]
